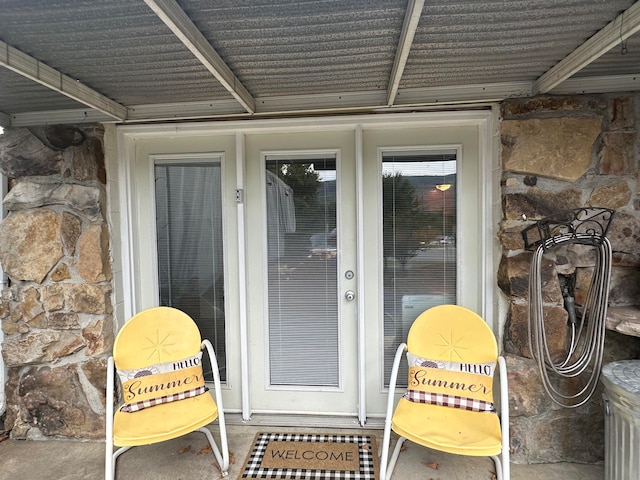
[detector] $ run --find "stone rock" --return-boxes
[510,403,604,464]
[81,358,108,410]
[504,188,582,222]
[41,284,65,312]
[50,263,71,282]
[61,212,82,256]
[574,267,593,305]
[10,287,43,323]
[607,211,640,266]
[0,209,63,283]
[502,117,602,181]
[497,252,562,303]
[27,125,87,151]
[609,96,635,130]
[42,283,112,315]
[503,193,555,222]
[2,331,85,366]
[10,364,104,440]
[588,181,632,210]
[608,267,640,306]
[606,306,640,336]
[600,131,637,175]
[561,243,597,269]
[505,354,554,417]
[69,284,112,314]
[505,303,568,359]
[73,137,106,184]
[77,224,112,283]
[3,368,21,435]
[26,312,47,329]
[82,316,113,356]
[498,222,527,250]
[48,312,80,330]
[3,181,102,220]
[502,97,583,117]
[0,128,64,177]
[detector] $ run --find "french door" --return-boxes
[119,112,492,422]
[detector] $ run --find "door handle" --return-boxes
[345,290,355,301]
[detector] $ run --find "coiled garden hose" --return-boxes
[528,233,612,408]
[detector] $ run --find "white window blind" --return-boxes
[265,155,339,387]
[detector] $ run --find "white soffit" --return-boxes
[534,1,640,94]
[0,39,128,122]
[143,0,256,114]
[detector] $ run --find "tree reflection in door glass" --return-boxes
[382,152,457,387]
[265,155,339,387]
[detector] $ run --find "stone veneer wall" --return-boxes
[499,95,640,463]
[0,125,111,440]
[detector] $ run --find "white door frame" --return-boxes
[111,110,498,424]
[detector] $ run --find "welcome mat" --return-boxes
[239,432,379,479]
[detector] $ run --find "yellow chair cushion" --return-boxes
[114,390,218,447]
[392,397,502,457]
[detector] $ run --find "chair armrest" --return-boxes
[498,355,510,468]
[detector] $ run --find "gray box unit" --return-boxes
[602,360,640,480]
[401,293,456,341]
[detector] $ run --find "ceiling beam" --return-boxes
[386,0,425,106]
[549,73,640,94]
[534,1,640,94]
[0,40,128,121]
[144,0,256,114]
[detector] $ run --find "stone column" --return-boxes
[499,95,640,463]
[0,125,113,440]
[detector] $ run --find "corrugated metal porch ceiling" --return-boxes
[0,0,639,127]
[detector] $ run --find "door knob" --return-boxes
[345,290,355,301]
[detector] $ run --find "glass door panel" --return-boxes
[154,160,226,382]
[381,151,458,387]
[265,155,339,387]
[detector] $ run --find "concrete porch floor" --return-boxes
[0,423,604,480]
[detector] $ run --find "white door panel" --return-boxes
[244,131,359,415]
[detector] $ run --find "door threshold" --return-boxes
[223,413,385,430]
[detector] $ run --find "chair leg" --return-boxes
[108,446,132,480]
[384,437,407,480]
[490,454,510,480]
[199,427,229,477]
[491,455,503,480]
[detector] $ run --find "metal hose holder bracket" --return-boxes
[522,207,615,252]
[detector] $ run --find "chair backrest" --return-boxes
[407,304,497,365]
[404,305,498,411]
[113,306,202,371]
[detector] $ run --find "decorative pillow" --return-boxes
[117,352,208,412]
[403,352,496,412]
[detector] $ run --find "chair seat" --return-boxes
[391,397,502,457]
[114,392,218,447]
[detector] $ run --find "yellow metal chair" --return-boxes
[380,304,510,480]
[105,306,229,479]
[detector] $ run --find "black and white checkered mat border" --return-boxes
[240,432,378,479]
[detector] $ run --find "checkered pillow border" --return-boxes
[120,385,208,412]
[403,389,496,412]
[241,433,378,479]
